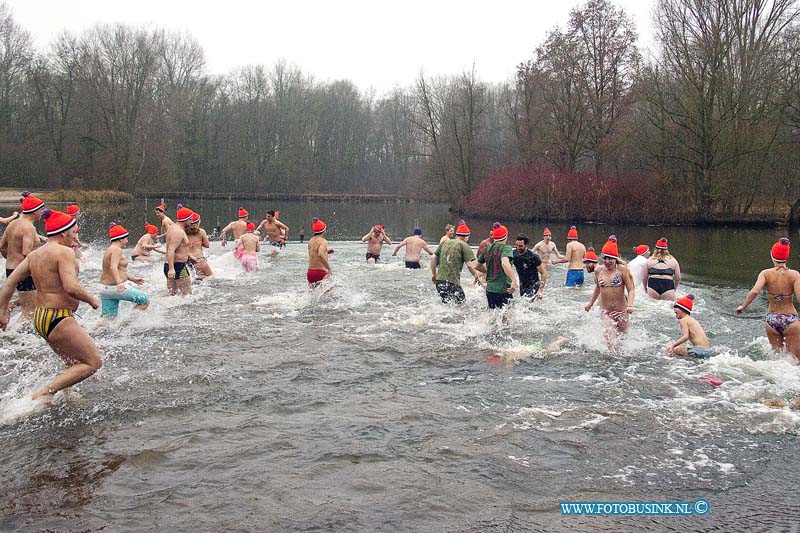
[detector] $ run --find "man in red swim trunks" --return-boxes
[307,218,331,287]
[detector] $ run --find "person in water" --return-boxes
[628,244,650,292]
[256,210,289,254]
[154,203,174,242]
[362,224,391,263]
[164,205,193,296]
[220,207,249,253]
[533,227,563,266]
[65,203,90,259]
[187,211,212,279]
[392,228,434,268]
[555,226,586,286]
[667,294,712,358]
[644,237,681,301]
[307,218,332,287]
[99,223,149,318]
[736,237,800,364]
[132,224,165,262]
[585,235,635,347]
[0,209,101,401]
[476,223,518,310]
[0,192,46,319]
[239,221,260,273]
[512,234,546,299]
[431,220,482,304]
[439,224,455,245]
[583,247,599,273]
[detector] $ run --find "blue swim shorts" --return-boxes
[565,269,585,287]
[687,346,713,358]
[100,287,149,318]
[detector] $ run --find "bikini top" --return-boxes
[648,259,675,277]
[597,268,622,287]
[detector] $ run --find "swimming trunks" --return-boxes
[565,269,585,287]
[765,313,800,335]
[647,277,676,295]
[32,307,73,339]
[487,291,512,310]
[100,286,149,317]
[435,280,465,304]
[241,254,258,273]
[233,245,244,262]
[6,268,35,292]
[405,261,421,269]
[687,346,713,358]
[366,252,381,262]
[307,269,328,284]
[131,254,140,261]
[163,262,190,279]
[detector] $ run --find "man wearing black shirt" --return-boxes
[512,234,547,299]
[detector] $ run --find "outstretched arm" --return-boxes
[737,271,767,313]
[392,238,408,256]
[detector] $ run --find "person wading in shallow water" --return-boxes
[512,234,546,300]
[476,223,518,310]
[0,192,46,319]
[164,205,193,296]
[554,226,586,287]
[532,227,563,266]
[392,228,434,269]
[99,223,149,319]
[585,235,635,349]
[307,218,332,287]
[0,209,101,401]
[362,224,391,263]
[431,220,482,304]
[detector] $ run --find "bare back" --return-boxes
[28,243,81,310]
[240,233,260,254]
[564,241,586,269]
[398,236,433,262]
[1,217,39,269]
[133,234,155,257]
[308,236,330,272]
[161,216,174,234]
[762,267,800,314]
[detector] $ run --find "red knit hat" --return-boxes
[155,203,166,212]
[601,235,620,260]
[20,191,45,214]
[246,221,256,231]
[635,244,650,256]
[674,294,695,314]
[312,217,326,234]
[145,223,159,235]
[66,203,80,216]
[176,204,193,222]
[40,209,76,236]
[455,220,471,236]
[656,237,669,250]
[583,247,598,263]
[543,227,552,237]
[238,207,248,218]
[567,226,578,240]
[491,222,508,241]
[375,224,384,231]
[109,222,129,241]
[190,211,201,224]
[772,237,790,262]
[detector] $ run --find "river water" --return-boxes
[1,199,799,531]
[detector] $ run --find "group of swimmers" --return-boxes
[0,191,799,405]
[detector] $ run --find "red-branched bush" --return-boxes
[465,166,683,224]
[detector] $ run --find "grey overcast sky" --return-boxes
[7,0,655,93]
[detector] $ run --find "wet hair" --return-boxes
[267,210,276,217]
[651,248,672,261]
[516,233,529,245]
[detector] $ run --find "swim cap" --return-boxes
[583,247,599,263]
[601,235,620,260]
[312,217,326,234]
[674,294,695,314]
[238,207,248,218]
[176,204,193,222]
[635,244,649,256]
[66,202,80,216]
[567,226,578,240]
[543,227,552,237]
[109,222,129,241]
[772,237,790,262]
[491,224,509,241]
[41,209,76,236]
[413,227,422,236]
[656,237,669,250]
[145,223,158,235]
[455,220,471,236]
[20,191,45,214]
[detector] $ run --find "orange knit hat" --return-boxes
[567,226,578,240]
[145,223,159,235]
[601,235,620,260]
[176,204,193,222]
[312,217,326,234]
[655,237,669,250]
[491,222,508,241]
[455,220,471,236]
[583,247,598,263]
[238,207,249,218]
[20,191,45,214]
[109,223,129,241]
[772,237,790,262]
[40,209,76,236]
[674,294,695,314]
[66,202,80,216]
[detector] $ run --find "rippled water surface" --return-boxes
[1,200,800,531]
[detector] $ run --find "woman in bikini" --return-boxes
[186,211,213,280]
[736,238,800,364]
[585,235,635,347]
[643,237,681,301]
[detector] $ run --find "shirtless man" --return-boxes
[0,192,45,318]
[0,208,101,401]
[256,210,289,255]
[533,228,563,266]
[132,224,165,262]
[220,207,249,247]
[555,226,586,286]
[99,223,148,318]
[307,218,332,287]
[239,222,260,273]
[392,228,434,268]
[154,203,174,242]
[362,225,391,263]
[164,206,193,296]
[187,212,212,279]
[583,247,599,273]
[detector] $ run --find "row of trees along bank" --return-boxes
[0,0,798,223]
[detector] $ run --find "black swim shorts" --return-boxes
[6,268,35,292]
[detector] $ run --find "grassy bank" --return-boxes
[41,190,133,204]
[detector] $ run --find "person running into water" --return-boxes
[220,207,249,252]
[362,224,391,263]
[256,210,289,254]
[307,218,332,287]
[431,220,482,304]
[628,244,650,292]
[0,209,101,401]
[644,237,681,301]
[0,211,19,224]
[187,212,212,279]
[164,205,193,296]
[99,223,149,319]
[512,234,546,299]
[439,224,455,245]
[583,247,599,274]
[132,224,164,262]
[239,222,260,273]
[668,294,712,358]
[555,226,586,286]
[476,223,518,309]
[736,238,800,364]
[533,228,563,266]
[392,228,434,268]
[65,203,90,259]
[1,192,45,318]
[585,235,635,347]
[154,203,174,242]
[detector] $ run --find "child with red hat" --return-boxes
[668,294,712,357]
[132,223,165,262]
[99,223,149,318]
[476,222,518,309]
